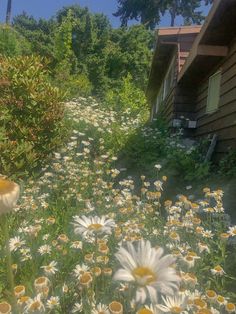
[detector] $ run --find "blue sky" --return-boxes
[0,0,211,28]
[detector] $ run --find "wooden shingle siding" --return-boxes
[160,88,175,124]
[194,38,236,155]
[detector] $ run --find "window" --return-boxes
[163,57,175,100]
[206,70,221,113]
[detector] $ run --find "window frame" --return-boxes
[206,69,222,114]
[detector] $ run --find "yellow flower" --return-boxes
[109,301,123,314]
[0,301,11,314]
[0,178,20,214]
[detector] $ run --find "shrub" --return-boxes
[0,24,31,56]
[104,73,148,117]
[0,55,65,178]
[53,60,92,98]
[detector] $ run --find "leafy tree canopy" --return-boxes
[114,0,214,28]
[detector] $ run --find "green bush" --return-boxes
[104,73,148,117]
[0,55,65,178]
[218,150,236,177]
[0,24,31,56]
[53,60,92,98]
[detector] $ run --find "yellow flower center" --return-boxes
[194,298,207,308]
[29,301,41,310]
[14,285,25,293]
[88,223,103,231]
[226,303,236,311]
[132,267,156,284]
[214,265,223,272]
[206,290,216,298]
[0,302,11,313]
[109,301,123,313]
[0,179,15,195]
[171,307,182,313]
[137,309,153,314]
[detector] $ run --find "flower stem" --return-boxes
[2,213,18,313]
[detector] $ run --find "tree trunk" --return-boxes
[6,0,12,24]
[170,11,175,26]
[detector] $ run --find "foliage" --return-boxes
[104,73,148,116]
[1,97,236,313]
[0,55,65,178]
[114,0,210,28]
[0,24,31,56]
[218,150,236,177]
[13,13,56,59]
[53,60,92,98]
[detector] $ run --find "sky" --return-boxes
[0,0,211,28]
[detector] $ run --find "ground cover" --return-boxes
[0,97,236,314]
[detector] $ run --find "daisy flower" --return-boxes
[9,236,26,252]
[113,240,180,303]
[38,244,52,255]
[46,296,60,309]
[73,215,115,237]
[156,294,188,313]
[92,303,109,314]
[41,261,58,275]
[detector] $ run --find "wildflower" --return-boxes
[0,177,20,214]
[34,276,50,292]
[210,265,225,276]
[73,264,89,279]
[70,241,83,249]
[41,261,58,275]
[109,301,123,314]
[157,294,188,313]
[92,303,109,314]
[38,245,51,255]
[24,294,45,313]
[206,290,217,301]
[46,296,60,309]
[9,236,25,252]
[137,304,160,313]
[154,164,162,171]
[225,303,236,313]
[0,301,11,314]
[154,180,163,191]
[14,285,25,298]
[72,302,83,313]
[113,240,180,303]
[228,226,236,237]
[73,215,115,237]
[79,272,93,287]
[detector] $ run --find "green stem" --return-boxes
[2,213,18,313]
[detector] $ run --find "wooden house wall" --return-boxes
[159,87,175,124]
[194,38,236,156]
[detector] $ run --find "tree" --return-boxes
[114,0,211,28]
[6,0,12,24]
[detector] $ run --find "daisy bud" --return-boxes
[109,301,123,314]
[0,302,12,314]
[0,178,20,215]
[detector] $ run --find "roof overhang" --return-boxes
[178,0,236,85]
[146,26,202,104]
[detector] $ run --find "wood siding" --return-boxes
[194,39,236,154]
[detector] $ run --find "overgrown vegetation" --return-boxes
[0,55,65,178]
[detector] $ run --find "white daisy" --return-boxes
[113,240,180,303]
[38,244,52,255]
[156,294,188,313]
[41,261,58,275]
[46,296,60,309]
[92,303,109,314]
[72,215,115,237]
[9,236,25,252]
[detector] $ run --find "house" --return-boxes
[146,0,236,160]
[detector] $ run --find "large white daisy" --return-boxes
[72,215,116,238]
[113,240,180,303]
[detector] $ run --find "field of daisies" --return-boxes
[1,97,236,314]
